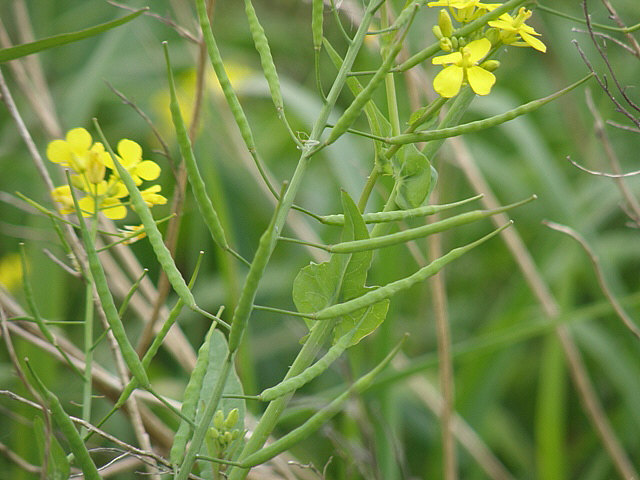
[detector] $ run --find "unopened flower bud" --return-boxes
[432,25,443,39]
[213,410,225,429]
[451,36,459,50]
[224,408,239,429]
[480,60,500,72]
[439,10,454,38]
[485,28,500,46]
[207,427,220,439]
[439,37,453,52]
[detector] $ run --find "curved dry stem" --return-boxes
[544,221,640,341]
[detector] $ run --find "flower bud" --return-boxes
[207,427,220,439]
[439,37,453,51]
[213,410,225,429]
[450,36,459,50]
[439,10,454,38]
[480,60,500,72]
[224,408,239,429]
[432,25,443,39]
[485,28,501,46]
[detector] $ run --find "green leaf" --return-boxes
[33,416,71,480]
[334,192,389,345]
[394,144,436,210]
[0,9,147,63]
[292,192,357,326]
[292,192,388,345]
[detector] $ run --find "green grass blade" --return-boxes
[0,8,147,63]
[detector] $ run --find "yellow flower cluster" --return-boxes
[47,128,167,220]
[428,1,546,98]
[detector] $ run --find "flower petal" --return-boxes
[46,139,72,165]
[467,66,495,95]
[432,51,462,65]
[465,38,491,63]
[78,196,97,216]
[102,200,127,220]
[135,160,161,181]
[66,128,92,152]
[521,31,546,52]
[117,139,142,167]
[433,65,464,97]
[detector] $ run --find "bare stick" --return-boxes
[544,221,640,341]
[567,156,640,178]
[585,87,640,222]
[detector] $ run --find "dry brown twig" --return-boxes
[544,221,640,341]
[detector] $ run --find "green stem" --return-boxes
[176,3,384,479]
[81,217,97,438]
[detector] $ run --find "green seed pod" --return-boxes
[439,10,453,37]
[439,37,453,52]
[225,408,239,429]
[213,410,225,430]
[432,25,443,39]
[480,60,500,72]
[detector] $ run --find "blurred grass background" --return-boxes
[0,0,639,478]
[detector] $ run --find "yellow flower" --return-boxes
[119,224,147,244]
[51,185,77,215]
[432,38,496,97]
[427,0,499,23]
[103,139,161,186]
[77,181,128,220]
[488,7,546,52]
[0,253,23,292]
[46,128,109,184]
[139,184,167,207]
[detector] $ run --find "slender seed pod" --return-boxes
[320,194,482,225]
[325,3,418,146]
[243,0,283,113]
[259,317,363,401]
[93,120,197,314]
[170,321,218,465]
[243,0,301,147]
[67,171,150,388]
[313,223,512,320]
[93,254,204,435]
[228,201,281,353]
[328,196,534,253]
[240,336,406,468]
[26,361,101,480]
[386,74,594,145]
[163,43,230,252]
[312,0,323,52]
[195,0,280,197]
